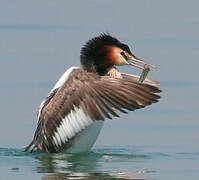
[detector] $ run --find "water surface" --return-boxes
[1,144,198,180]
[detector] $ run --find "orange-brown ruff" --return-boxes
[25,33,161,153]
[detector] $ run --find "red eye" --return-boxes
[120,52,125,56]
[120,52,128,60]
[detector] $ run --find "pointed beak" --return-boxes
[127,55,149,70]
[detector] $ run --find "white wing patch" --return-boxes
[52,66,81,91]
[37,66,81,123]
[53,106,95,147]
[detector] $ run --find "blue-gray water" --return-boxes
[0,1,199,179]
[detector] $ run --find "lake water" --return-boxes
[0,1,199,180]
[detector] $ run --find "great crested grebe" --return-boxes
[25,33,161,153]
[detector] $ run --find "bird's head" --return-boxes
[80,33,148,75]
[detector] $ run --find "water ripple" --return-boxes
[1,146,197,179]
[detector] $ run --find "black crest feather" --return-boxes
[80,33,132,74]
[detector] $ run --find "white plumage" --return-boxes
[53,106,104,152]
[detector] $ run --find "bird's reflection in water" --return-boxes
[35,151,102,173]
[42,172,155,180]
[33,150,155,180]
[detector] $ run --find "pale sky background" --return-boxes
[0,0,198,149]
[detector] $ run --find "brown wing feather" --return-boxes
[25,71,161,153]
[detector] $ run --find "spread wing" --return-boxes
[25,69,161,153]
